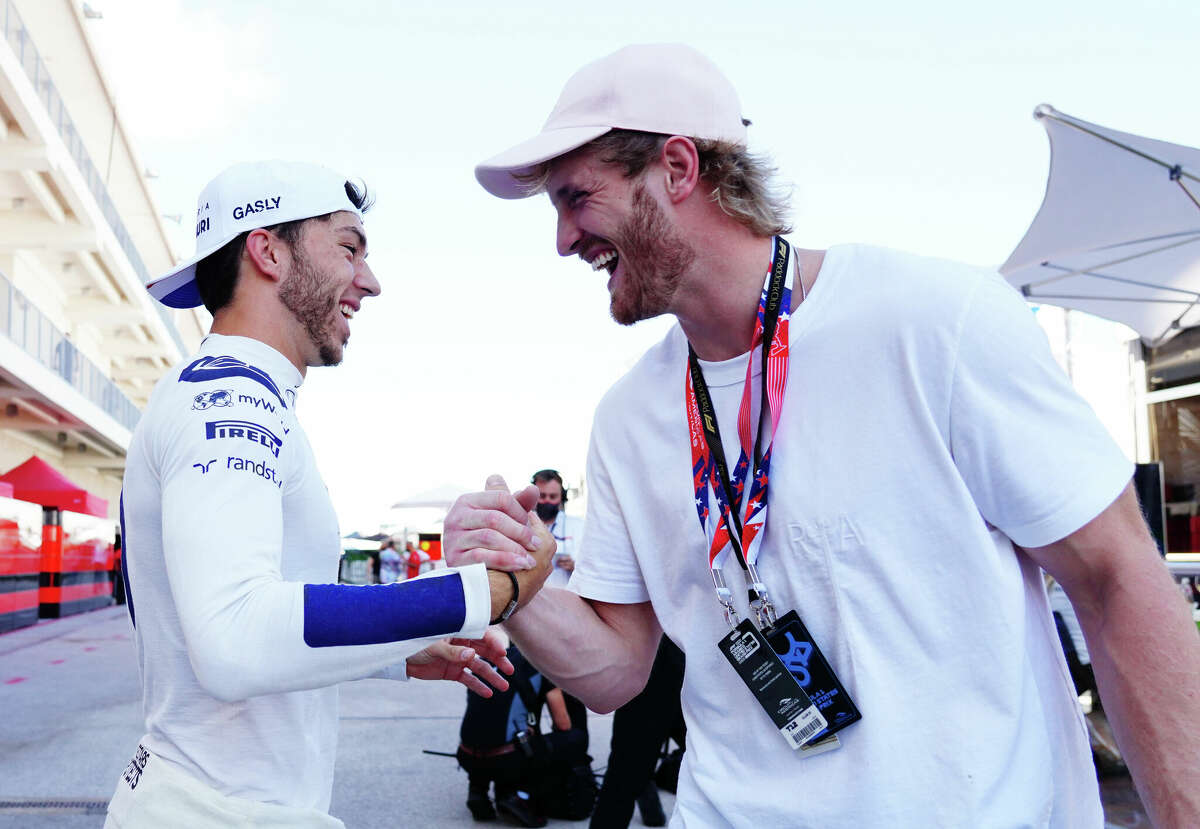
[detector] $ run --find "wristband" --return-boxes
[490,570,520,625]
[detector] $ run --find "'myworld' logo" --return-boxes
[205,420,282,457]
[238,393,276,414]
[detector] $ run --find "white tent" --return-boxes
[1001,105,1200,345]
[390,483,470,510]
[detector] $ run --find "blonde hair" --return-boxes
[518,129,792,236]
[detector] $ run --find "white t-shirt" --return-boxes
[572,244,1130,828]
[119,334,491,811]
[547,511,585,589]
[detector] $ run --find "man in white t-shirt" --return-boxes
[531,468,585,589]
[108,161,555,828]
[456,45,1200,827]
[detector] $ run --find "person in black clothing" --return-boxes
[458,646,591,826]
[591,637,685,829]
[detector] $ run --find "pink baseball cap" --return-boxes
[475,44,748,199]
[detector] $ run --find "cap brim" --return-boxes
[475,124,613,199]
[146,255,204,309]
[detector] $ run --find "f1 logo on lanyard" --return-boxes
[686,237,860,752]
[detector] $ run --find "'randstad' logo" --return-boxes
[226,456,282,488]
[205,420,283,457]
[193,389,233,410]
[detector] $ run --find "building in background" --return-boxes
[0,0,202,624]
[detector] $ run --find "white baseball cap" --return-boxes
[475,43,747,199]
[146,160,363,309]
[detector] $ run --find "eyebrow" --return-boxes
[337,225,369,257]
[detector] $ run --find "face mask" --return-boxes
[535,502,559,522]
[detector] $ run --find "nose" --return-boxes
[556,211,582,258]
[356,260,381,298]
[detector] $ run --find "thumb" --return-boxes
[485,474,510,492]
[514,484,540,513]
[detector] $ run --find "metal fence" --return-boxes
[0,0,185,358]
[0,270,139,432]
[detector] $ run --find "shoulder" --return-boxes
[829,243,998,308]
[176,354,290,411]
[821,244,1019,345]
[141,352,291,459]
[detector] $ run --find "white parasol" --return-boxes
[1001,105,1200,345]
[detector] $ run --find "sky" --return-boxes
[85,0,1200,532]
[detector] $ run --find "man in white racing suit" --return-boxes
[106,161,553,828]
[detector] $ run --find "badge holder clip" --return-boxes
[710,568,740,629]
[747,570,778,630]
[725,518,778,630]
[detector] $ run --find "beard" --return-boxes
[279,244,342,366]
[608,183,696,326]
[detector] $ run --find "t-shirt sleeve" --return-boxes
[569,417,651,603]
[156,376,488,701]
[948,271,1133,548]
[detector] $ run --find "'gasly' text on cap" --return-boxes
[232,197,282,221]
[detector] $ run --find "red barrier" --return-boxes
[0,518,39,633]
[0,457,112,621]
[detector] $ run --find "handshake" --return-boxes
[442,473,559,623]
[403,474,557,696]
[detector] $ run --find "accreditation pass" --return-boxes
[718,619,828,749]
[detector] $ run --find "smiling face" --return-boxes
[278,211,379,367]
[548,149,695,325]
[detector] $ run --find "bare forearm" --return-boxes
[1076,567,1200,827]
[504,588,661,713]
[1025,485,1200,826]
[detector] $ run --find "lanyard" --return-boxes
[686,237,798,628]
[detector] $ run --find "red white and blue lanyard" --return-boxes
[685,237,798,629]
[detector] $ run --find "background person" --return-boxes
[405,538,431,579]
[379,538,403,584]
[462,44,1200,827]
[457,645,591,827]
[108,160,555,829]
[590,636,684,829]
[531,468,584,589]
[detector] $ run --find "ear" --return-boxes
[659,136,701,204]
[243,228,288,283]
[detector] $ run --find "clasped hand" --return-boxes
[406,629,514,697]
[443,474,556,609]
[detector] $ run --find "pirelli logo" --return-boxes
[205,419,282,458]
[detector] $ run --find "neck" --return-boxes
[674,236,826,362]
[674,234,776,362]
[210,303,308,377]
